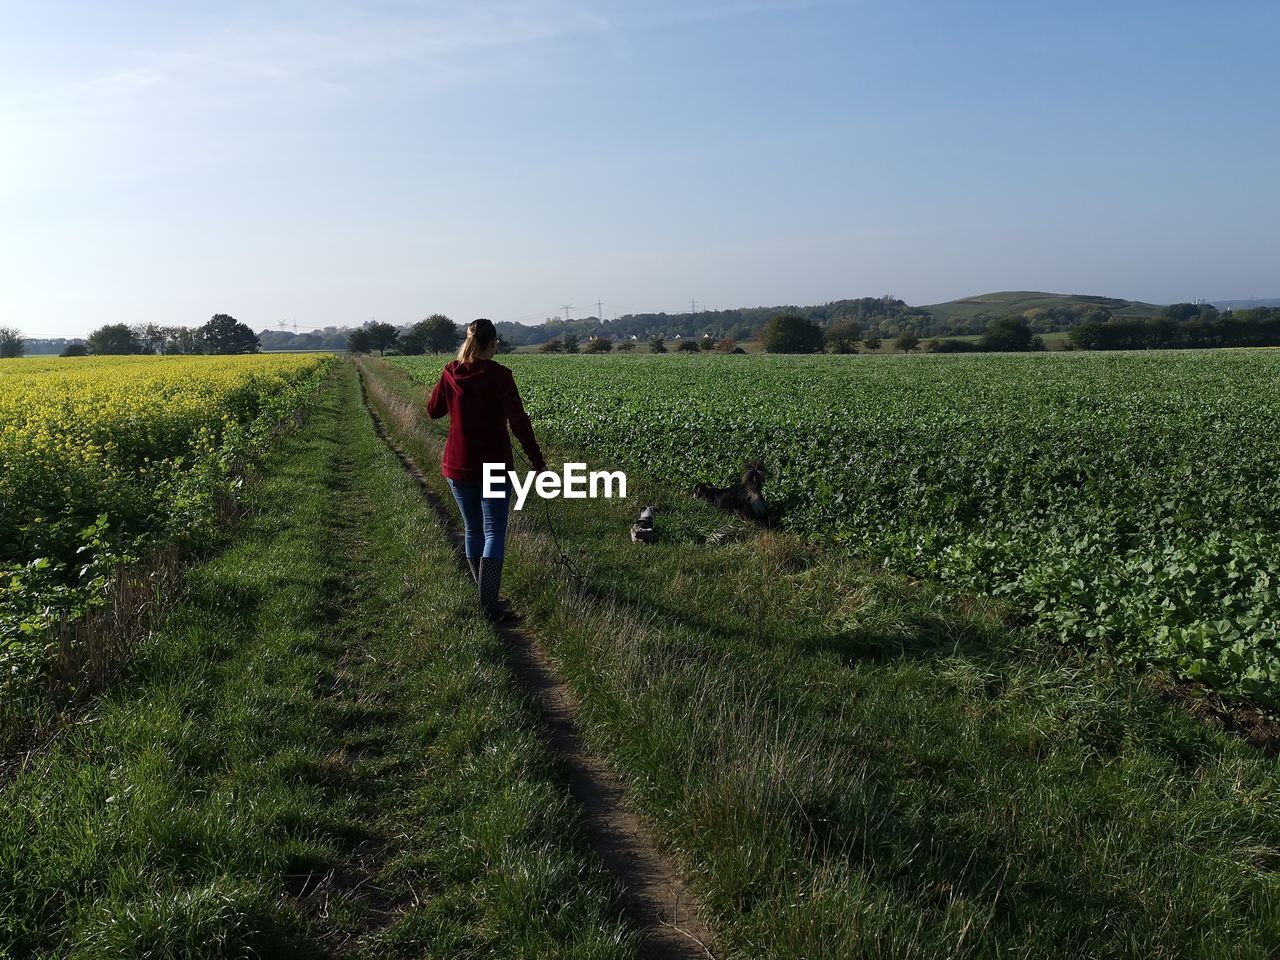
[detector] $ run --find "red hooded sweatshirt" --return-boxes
[427,358,546,482]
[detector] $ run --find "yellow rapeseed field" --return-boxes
[1,354,333,675]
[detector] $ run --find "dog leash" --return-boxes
[514,447,585,586]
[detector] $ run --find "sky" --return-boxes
[2,0,1278,338]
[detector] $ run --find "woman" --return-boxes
[427,318,546,613]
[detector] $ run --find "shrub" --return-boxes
[762,314,823,354]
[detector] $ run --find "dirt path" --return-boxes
[357,366,719,960]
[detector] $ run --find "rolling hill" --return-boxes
[919,291,1163,324]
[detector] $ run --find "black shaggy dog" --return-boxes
[694,460,768,521]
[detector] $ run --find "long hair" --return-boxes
[457,318,497,365]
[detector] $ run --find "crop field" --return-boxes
[392,350,1280,705]
[0,354,334,722]
[4,353,1279,959]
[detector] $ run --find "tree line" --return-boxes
[1067,303,1280,350]
[0,316,261,357]
[344,316,511,356]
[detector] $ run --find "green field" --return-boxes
[373,354,1280,958]
[395,350,1280,703]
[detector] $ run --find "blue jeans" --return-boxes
[447,477,510,559]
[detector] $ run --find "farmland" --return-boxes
[0,354,335,736]
[392,350,1280,705]
[3,352,1279,959]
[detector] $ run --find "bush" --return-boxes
[825,320,862,354]
[894,331,920,353]
[762,314,823,354]
[539,338,565,354]
[927,338,977,353]
[0,327,24,359]
[648,336,667,354]
[674,340,700,352]
[87,324,144,355]
[978,316,1035,352]
[583,337,613,353]
[60,343,88,357]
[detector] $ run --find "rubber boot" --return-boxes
[466,556,480,583]
[478,556,504,616]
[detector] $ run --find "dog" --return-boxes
[631,505,657,543]
[694,460,768,522]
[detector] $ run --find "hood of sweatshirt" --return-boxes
[442,358,501,390]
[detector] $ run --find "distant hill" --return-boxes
[1212,298,1280,311]
[920,291,1163,324]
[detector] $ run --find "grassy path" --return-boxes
[359,365,718,958]
[367,357,1280,960]
[0,363,638,958]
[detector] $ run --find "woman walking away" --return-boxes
[428,318,547,615]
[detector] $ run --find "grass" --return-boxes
[368,357,1280,959]
[0,363,637,959]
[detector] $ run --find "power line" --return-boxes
[560,303,574,321]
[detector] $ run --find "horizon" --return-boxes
[24,288,1280,342]
[4,1,1278,339]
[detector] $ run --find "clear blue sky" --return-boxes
[3,0,1277,337]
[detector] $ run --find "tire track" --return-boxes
[356,362,718,960]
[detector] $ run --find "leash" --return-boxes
[514,447,585,586]
[540,495,585,585]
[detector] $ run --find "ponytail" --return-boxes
[457,318,497,365]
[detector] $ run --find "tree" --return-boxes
[699,335,717,351]
[201,314,259,354]
[0,327,25,358]
[862,335,881,352]
[825,320,863,354]
[406,314,459,355]
[894,331,920,353]
[715,337,737,353]
[617,340,636,352]
[60,342,88,357]
[132,323,166,354]
[674,339,699,352]
[977,316,1035,352]
[539,337,565,354]
[347,328,374,353]
[761,314,823,354]
[86,323,143,355]
[562,333,580,354]
[361,320,400,356]
[495,335,512,354]
[161,325,203,355]
[648,335,667,353]
[583,336,613,353]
